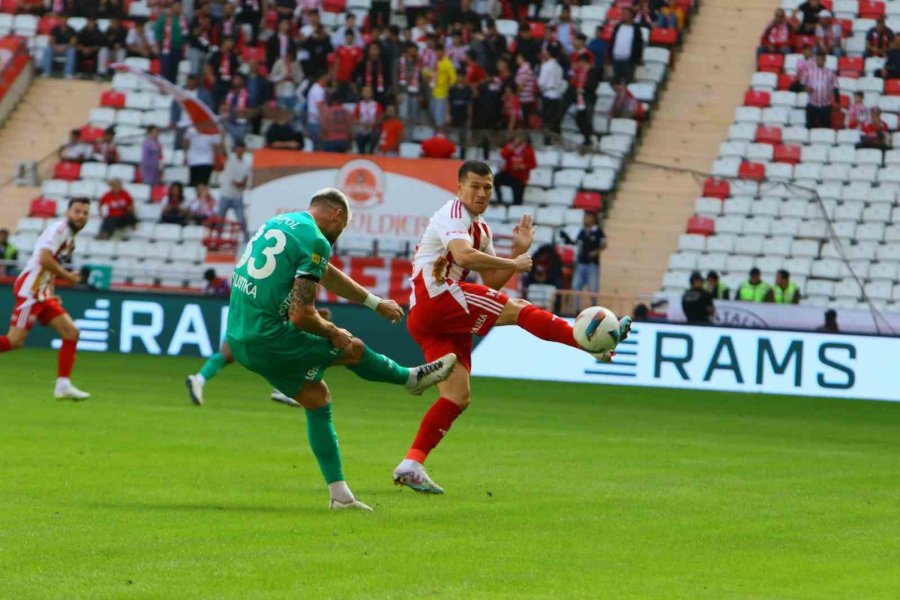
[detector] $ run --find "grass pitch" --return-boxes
[1,349,898,599]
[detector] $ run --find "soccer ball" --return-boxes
[573,306,621,354]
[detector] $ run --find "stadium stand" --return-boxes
[658,0,900,312]
[1,0,694,295]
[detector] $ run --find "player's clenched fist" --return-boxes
[512,253,533,272]
[328,327,354,350]
[376,299,404,324]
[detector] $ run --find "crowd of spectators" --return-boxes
[35,0,667,159]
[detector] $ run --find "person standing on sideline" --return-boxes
[537,49,564,142]
[218,141,251,241]
[0,198,92,399]
[493,134,536,205]
[609,7,643,84]
[706,270,730,300]
[737,267,769,302]
[682,271,715,324]
[560,211,606,299]
[802,52,839,129]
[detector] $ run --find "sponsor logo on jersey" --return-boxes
[471,314,488,334]
[336,159,386,209]
[232,273,258,298]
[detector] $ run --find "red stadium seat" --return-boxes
[149,59,161,75]
[885,79,900,96]
[840,93,851,109]
[606,6,622,21]
[100,90,125,108]
[755,125,782,145]
[573,191,602,212]
[649,28,679,46]
[39,15,63,34]
[839,56,864,76]
[739,161,766,181]
[79,125,105,143]
[702,178,730,200]
[822,0,833,9]
[0,0,17,13]
[757,53,784,73]
[774,143,802,164]
[777,73,796,91]
[793,35,817,52]
[29,197,57,218]
[323,0,346,12]
[838,19,853,37]
[601,23,615,41]
[686,216,715,236]
[859,0,885,19]
[151,185,168,202]
[53,161,80,181]
[241,45,266,63]
[744,89,771,107]
[555,245,576,266]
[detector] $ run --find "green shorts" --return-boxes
[226,331,344,399]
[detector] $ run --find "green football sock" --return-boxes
[198,352,228,381]
[348,345,410,385]
[305,404,344,484]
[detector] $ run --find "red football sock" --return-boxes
[58,339,77,378]
[0,336,10,353]
[406,397,463,464]
[516,304,580,348]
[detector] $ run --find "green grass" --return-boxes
[1,349,899,599]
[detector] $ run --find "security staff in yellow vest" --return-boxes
[765,269,800,304]
[706,270,730,300]
[736,267,769,302]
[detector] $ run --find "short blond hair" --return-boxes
[311,187,352,221]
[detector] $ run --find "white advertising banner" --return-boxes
[665,295,900,336]
[250,150,462,243]
[472,321,900,403]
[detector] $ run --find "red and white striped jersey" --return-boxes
[14,219,76,301]
[410,198,495,308]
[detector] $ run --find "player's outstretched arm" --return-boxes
[321,264,404,323]
[447,239,532,273]
[289,276,351,348]
[480,214,536,290]
[39,249,80,284]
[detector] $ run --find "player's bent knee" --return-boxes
[8,336,25,350]
[345,338,365,363]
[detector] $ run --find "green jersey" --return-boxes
[227,211,331,343]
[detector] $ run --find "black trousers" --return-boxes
[541,97,562,135]
[805,104,832,129]
[494,171,525,205]
[189,165,213,186]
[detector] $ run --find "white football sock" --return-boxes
[328,481,354,503]
[56,377,71,388]
[399,458,421,470]
[195,374,206,384]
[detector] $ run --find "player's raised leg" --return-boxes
[47,313,89,400]
[0,325,28,354]
[337,337,457,395]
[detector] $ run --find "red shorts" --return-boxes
[407,278,510,372]
[10,295,66,331]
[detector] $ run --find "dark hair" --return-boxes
[576,33,588,42]
[388,25,400,35]
[750,267,761,277]
[707,270,719,280]
[777,269,790,279]
[633,303,649,321]
[584,210,599,222]
[70,128,80,137]
[68,197,90,209]
[578,53,592,63]
[689,270,703,283]
[458,160,493,182]
[234,140,247,149]
[204,268,216,280]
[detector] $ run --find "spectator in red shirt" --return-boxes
[98,178,136,239]
[420,128,457,158]
[328,30,362,100]
[494,134,536,206]
[203,268,231,298]
[319,92,353,153]
[378,104,404,156]
[846,91,871,129]
[463,50,486,86]
[858,107,892,150]
[759,9,793,55]
[502,85,522,132]
[571,33,594,66]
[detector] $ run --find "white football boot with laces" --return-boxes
[393,459,445,494]
[54,380,90,400]
[403,353,457,396]
[329,498,373,511]
[185,375,204,405]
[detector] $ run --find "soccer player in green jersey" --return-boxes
[219,188,456,511]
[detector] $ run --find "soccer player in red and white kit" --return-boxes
[0,198,91,399]
[393,161,631,493]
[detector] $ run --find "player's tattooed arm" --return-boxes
[289,276,349,347]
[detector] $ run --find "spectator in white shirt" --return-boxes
[270,51,305,111]
[218,142,251,241]
[609,7,643,84]
[537,49,565,141]
[331,13,364,48]
[305,72,328,150]
[183,126,222,186]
